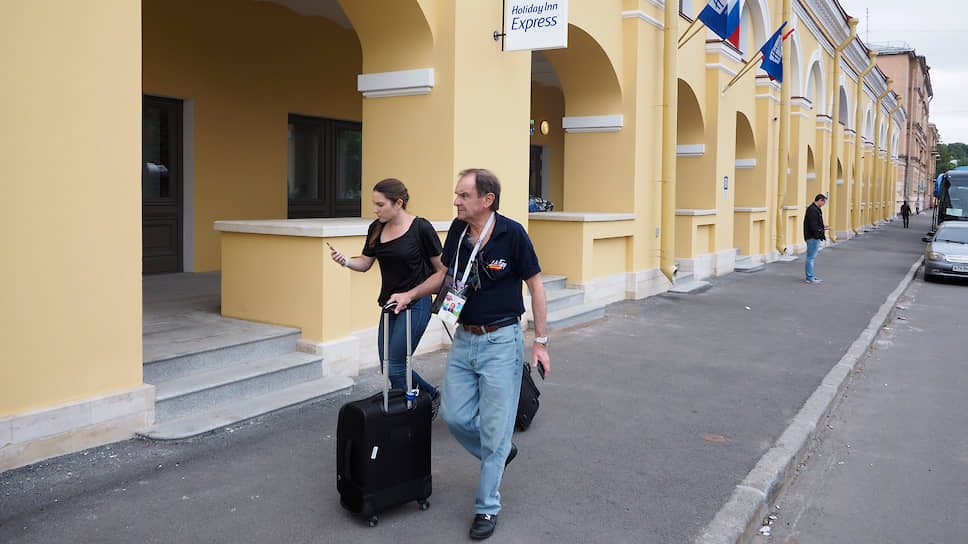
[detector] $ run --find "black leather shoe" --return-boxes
[469,513,498,540]
[505,443,518,467]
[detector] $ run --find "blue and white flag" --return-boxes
[758,22,787,82]
[697,0,742,41]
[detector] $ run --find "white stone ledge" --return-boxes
[783,205,799,210]
[358,68,434,98]
[215,218,452,238]
[734,207,768,213]
[676,209,717,216]
[528,211,635,222]
[562,115,624,133]
[707,63,739,77]
[735,158,756,169]
[677,144,705,157]
[621,10,664,29]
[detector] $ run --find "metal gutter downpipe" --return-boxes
[775,0,792,254]
[871,79,892,224]
[885,99,903,220]
[660,0,678,283]
[826,17,858,242]
[851,50,878,232]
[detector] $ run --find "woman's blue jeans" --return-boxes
[376,295,436,395]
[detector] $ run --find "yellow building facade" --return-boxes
[2,0,905,471]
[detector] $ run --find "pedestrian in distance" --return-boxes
[900,200,912,228]
[438,168,550,540]
[329,178,446,418]
[803,194,830,284]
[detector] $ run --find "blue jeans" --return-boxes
[376,295,436,395]
[805,238,821,280]
[441,322,523,515]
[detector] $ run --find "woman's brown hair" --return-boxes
[367,178,410,248]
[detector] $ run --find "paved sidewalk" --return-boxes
[0,215,930,544]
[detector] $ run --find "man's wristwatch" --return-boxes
[534,336,549,346]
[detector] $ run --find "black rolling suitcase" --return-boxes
[336,303,432,527]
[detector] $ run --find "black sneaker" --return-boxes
[469,513,498,540]
[505,442,518,467]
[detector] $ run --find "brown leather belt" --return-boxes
[461,317,519,335]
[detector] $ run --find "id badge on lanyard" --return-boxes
[439,213,495,326]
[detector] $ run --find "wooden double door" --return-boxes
[142,95,183,275]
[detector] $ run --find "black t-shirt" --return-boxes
[362,217,442,306]
[440,214,541,325]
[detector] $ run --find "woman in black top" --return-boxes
[329,179,446,414]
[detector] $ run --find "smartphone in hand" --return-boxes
[536,362,546,380]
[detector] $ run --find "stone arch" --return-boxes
[735,112,756,156]
[676,79,712,209]
[806,145,821,198]
[337,0,434,71]
[804,51,826,113]
[864,106,874,141]
[677,79,704,145]
[788,29,803,97]
[543,24,624,116]
[838,84,851,129]
[733,111,761,206]
[738,0,770,58]
[539,23,626,212]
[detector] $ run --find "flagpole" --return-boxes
[677,18,701,46]
[677,21,706,49]
[722,52,764,94]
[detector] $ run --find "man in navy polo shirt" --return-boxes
[439,168,550,540]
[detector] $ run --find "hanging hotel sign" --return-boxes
[503,0,568,52]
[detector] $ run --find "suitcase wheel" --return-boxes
[418,499,430,511]
[367,516,378,527]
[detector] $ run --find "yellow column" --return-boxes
[661,0,678,282]
[775,0,793,253]
[1,0,143,417]
[826,18,858,242]
[871,80,892,224]
[885,100,903,220]
[851,51,877,232]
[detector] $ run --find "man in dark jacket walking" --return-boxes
[900,201,911,228]
[803,194,829,283]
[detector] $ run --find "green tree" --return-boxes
[936,142,968,176]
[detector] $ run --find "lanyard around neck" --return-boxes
[453,212,495,292]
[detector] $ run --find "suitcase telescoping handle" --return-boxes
[382,302,418,412]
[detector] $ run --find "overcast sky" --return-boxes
[837,0,968,144]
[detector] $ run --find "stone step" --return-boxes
[545,287,585,313]
[541,274,567,291]
[734,256,765,273]
[139,376,354,440]
[143,329,301,383]
[533,300,607,331]
[668,279,712,294]
[152,351,324,422]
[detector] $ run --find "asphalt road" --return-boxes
[765,255,968,543]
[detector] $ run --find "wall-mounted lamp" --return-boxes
[539,120,550,136]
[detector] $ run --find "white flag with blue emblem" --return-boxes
[697,0,742,41]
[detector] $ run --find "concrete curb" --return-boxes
[694,256,924,544]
